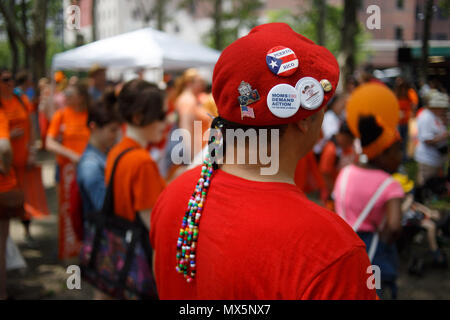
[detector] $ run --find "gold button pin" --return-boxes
[320,79,332,93]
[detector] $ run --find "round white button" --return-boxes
[266,84,301,118]
[295,77,325,110]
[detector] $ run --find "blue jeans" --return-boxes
[357,232,399,299]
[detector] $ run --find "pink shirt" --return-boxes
[333,165,404,233]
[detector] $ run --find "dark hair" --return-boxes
[117,79,165,126]
[15,70,29,86]
[67,81,91,110]
[358,115,382,147]
[338,121,353,137]
[87,88,121,127]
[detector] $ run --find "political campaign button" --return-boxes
[266,46,299,77]
[320,79,333,93]
[295,77,324,110]
[266,84,301,118]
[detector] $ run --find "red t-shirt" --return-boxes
[150,167,377,300]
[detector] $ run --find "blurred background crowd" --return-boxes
[0,0,449,300]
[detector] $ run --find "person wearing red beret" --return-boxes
[150,23,377,300]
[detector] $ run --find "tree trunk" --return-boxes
[420,0,434,84]
[30,0,48,81]
[213,0,223,50]
[341,0,359,89]
[20,0,30,69]
[316,0,326,46]
[92,0,97,41]
[6,0,19,75]
[155,0,165,31]
[6,27,20,76]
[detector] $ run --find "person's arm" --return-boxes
[418,113,449,145]
[139,209,151,230]
[0,138,12,175]
[46,136,81,163]
[77,159,107,212]
[424,131,449,146]
[380,198,403,244]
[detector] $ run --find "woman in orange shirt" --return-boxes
[105,80,166,227]
[394,77,417,161]
[0,69,37,246]
[0,100,19,300]
[46,83,91,260]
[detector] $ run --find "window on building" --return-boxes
[397,0,404,10]
[434,33,448,40]
[395,26,404,41]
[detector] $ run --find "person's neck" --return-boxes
[1,91,13,100]
[220,145,297,185]
[358,161,385,172]
[89,135,108,154]
[69,104,84,112]
[125,125,147,148]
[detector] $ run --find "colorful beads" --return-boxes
[175,156,215,282]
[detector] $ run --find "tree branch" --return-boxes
[0,0,28,46]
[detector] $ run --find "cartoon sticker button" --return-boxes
[238,81,260,108]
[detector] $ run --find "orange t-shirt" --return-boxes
[398,97,413,125]
[320,141,339,180]
[47,107,90,165]
[0,96,31,168]
[0,109,17,192]
[105,137,166,221]
[320,141,357,181]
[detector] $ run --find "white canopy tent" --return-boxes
[51,27,221,72]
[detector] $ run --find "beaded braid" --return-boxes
[175,118,224,282]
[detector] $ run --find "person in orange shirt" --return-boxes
[46,83,91,260]
[105,79,166,227]
[0,104,19,300]
[319,122,357,206]
[394,77,417,161]
[0,69,37,246]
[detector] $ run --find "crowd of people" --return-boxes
[0,22,449,300]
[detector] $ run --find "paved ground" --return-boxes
[5,151,450,300]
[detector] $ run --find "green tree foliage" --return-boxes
[203,0,264,50]
[266,1,370,66]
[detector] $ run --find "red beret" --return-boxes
[212,23,340,126]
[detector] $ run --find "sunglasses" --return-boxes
[1,77,13,83]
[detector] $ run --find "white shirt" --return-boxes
[314,110,341,154]
[414,109,447,167]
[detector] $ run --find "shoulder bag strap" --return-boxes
[352,176,394,263]
[13,93,28,114]
[338,165,352,220]
[101,147,137,216]
[87,147,137,270]
[352,176,395,232]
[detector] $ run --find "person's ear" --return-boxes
[88,122,97,131]
[132,113,143,126]
[295,118,309,134]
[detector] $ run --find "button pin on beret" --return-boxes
[212,22,340,126]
